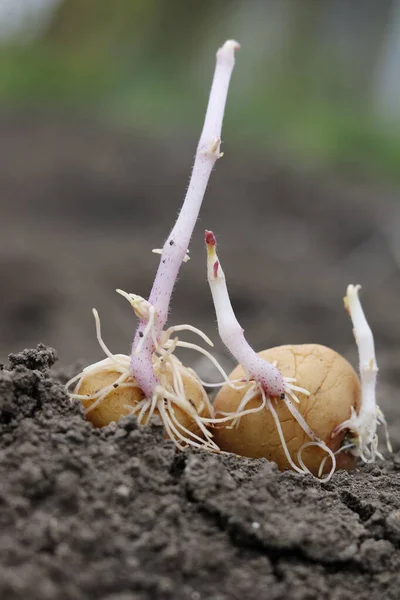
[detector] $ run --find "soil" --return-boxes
[1,345,400,600]
[1,116,400,599]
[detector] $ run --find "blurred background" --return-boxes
[3,0,400,174]
[1,0,400,430]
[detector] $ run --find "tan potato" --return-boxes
[78,370,145,428]
[213,344,361,475]
[77,365,211,438]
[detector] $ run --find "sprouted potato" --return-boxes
[67,39,391,482]
[213,344,361,475]
[67,40,240,451]
[203,232,391,479]
[77,368,145,428]
[76,354,211,439]
[67,306,220,450]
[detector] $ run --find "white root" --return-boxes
[265,392,306,475]
[152,248,190,262]
[268,392,337,481]
[200,383,266,426]
[297,442,337,483]
[92,308,127,367]
[282,396,320,442]
[67,295,248,452]
[163,324,214,347]
[198,377,248,389]
[166,339,242,389]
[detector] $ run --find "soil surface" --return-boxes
[1,116,400,599]
[1,345,400,600]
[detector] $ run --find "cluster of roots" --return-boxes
[67,297,369,481]
[67,311,218,452]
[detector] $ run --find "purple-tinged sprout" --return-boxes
[130,40,240,400]
[67,41,241,451]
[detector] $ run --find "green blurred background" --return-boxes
[2,0,400,179]
[3,0,400,402]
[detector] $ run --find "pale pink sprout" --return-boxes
[204,230,337,479]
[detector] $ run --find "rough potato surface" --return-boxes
[214,344,361,474]
[78,363,211,435]
[78,370,145,428]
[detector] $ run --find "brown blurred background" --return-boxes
[1,1,400,433]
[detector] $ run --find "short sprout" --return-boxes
[332,285,392,463]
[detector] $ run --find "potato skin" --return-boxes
[78,370,145,428]
[77,365,210,435]
[213,344,361,475]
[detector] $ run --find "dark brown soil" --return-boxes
[1,116,400,599]
[1,345,400,600]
